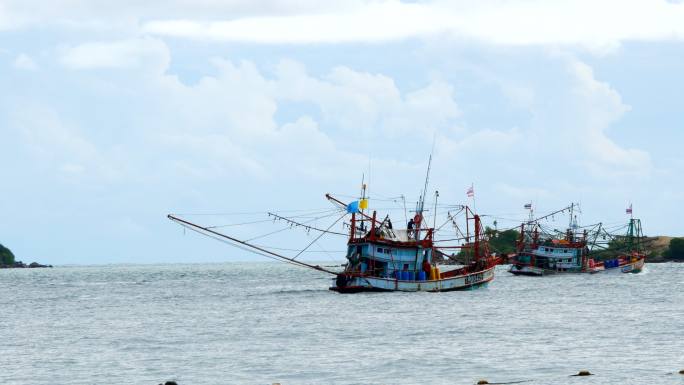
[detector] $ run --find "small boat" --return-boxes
[587,217,646,274]
[509,204,646,276]
[588,252,645,274]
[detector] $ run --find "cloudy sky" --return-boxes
[1,0,683,264]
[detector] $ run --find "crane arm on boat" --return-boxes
[167,214,339,275]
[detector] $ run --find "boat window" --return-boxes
[377,247,383,253]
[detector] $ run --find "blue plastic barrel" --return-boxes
[395,271,402,280]
[418,271,426,281]
[401,271,410,281]
[408,271,415,281]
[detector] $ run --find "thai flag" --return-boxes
[524,203,532,209]
[466,185,474,198]
[626,204,632,214]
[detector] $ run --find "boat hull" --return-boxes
[330,265,496,293]
[508,264,545,276]
[591,256,645,274]
[509,256,646,276]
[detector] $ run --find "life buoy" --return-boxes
[413,213,422,226]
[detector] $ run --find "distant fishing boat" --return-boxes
[168,155,499,293]
[509,203,645,276]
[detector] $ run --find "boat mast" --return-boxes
[360,174,367,217]
[415,152,433,240]
[433,190,439,230]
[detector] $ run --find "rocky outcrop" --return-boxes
[0,260,52,268]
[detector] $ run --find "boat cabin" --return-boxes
[345,241,433,279]
[516,244,585,271]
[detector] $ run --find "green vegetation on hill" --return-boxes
[485,227,520,255]
[663,238,684,261]
[0,243,16,265]
[449,228,520,263]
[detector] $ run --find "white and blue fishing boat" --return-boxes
[326,193,498,293]
[168,155,499,293]
[509,204,646,276]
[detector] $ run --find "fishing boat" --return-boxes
[327,193,498,293]
[508,204,646,276]
[587,216,646,274]
[168,157,499,293]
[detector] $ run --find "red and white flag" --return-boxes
[466,184,474,198]
[626,204,633,214]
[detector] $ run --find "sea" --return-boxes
[1,262,682,385]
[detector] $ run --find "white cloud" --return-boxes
[59,37,169,72]
[14,106,102,178]
[428,53,652,199]
[565,58,652,177]
[275,60,461,138]
[13,53,38,70]
[4,1,684,52]
[0,0,356,30]
[141,0,684,52]
[143,2,447,43]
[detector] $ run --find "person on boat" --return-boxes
[387,217,393,230]
[407,218,415,237]
[422,258,431,278]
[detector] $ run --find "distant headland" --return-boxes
[0,243,52,269]
[643,236,684,262]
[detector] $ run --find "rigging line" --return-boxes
[270,208,342,218]
[206,218,274,229]
[246,212,342,242]
[252,244,346,253]
[172,207,340,217]
[168,214,338,275]
[205,209,342,229]
[171,207,340,216]
[435,216,455,232]
[307,232,340,264]
[175,221,312,269]
[267,212,348,237]
[292,212,347,261]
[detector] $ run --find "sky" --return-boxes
[1,0,683,264]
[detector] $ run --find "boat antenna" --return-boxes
[433,190,439,230]
[367,155,371,206]
[568,203,574,229]
[526,202,534,224]
[418,135,436,217]
[360,173,366,216]
[401,194,408,228]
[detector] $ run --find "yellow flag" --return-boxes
[359,199,368,210]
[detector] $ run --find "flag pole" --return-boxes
[471,183,476,213]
